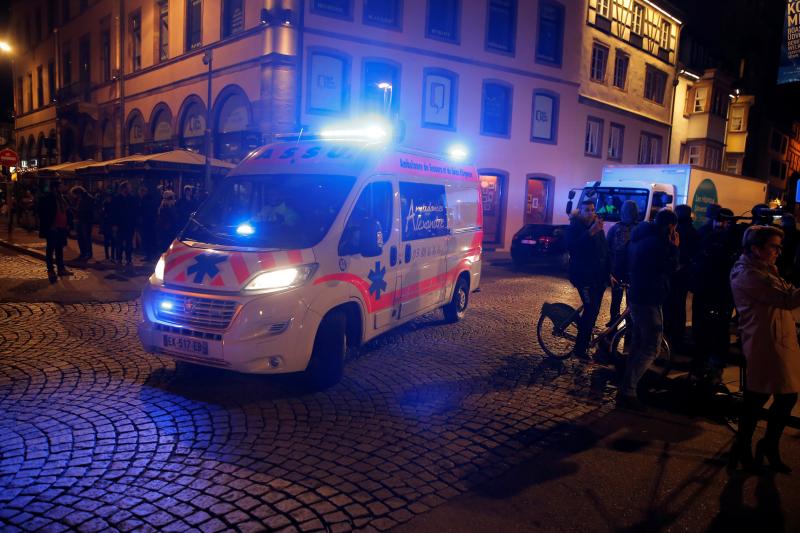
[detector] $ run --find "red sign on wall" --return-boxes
[0,148,18,167]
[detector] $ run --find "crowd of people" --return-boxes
[21,179,201,282]
[567,200,800,474]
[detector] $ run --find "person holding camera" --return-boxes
[729,225,800,473]
[566,200,611,360]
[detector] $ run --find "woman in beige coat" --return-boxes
[730,225,800,473]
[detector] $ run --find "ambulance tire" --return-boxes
[305,310,347,390]
[444,276,469,323]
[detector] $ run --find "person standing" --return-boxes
[617,209,679,411]
[606,200,639,322]
[663,204,700,350]
[157,189,178,252]
[136,185,159,262]
[100,190,115,261]
[729,225,800,473]
[176,185,199,231]
[38,180,72,282]
[690,207,738,389]
[111,181,137,270]
[566,200,611,359]
[71,186,94,260]
[777,213,798,282]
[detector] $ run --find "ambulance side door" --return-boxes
[397,180,449,319]
[337,179,399,332]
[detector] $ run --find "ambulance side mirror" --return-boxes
[359,219,383,258]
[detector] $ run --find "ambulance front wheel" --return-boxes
[444,276,470,323]
[304,310,347,390]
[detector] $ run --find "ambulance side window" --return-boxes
[400,182,449,241]
[339,182,393,256]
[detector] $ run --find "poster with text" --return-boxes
[779,0,800,84]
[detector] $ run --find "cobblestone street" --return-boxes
[0,256,622,532]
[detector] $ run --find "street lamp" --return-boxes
[377,82,392,116]
[202,50,213,195]
[0,42,12,54]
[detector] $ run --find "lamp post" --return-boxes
[202,49,213,195]
[0,41,13,225]
[377,82,392,116]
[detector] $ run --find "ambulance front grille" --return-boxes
[155,294,238,330]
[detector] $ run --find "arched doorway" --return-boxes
[127,111,146,155]
[178,98,207,154]
[149,105,174,153]
[80,121,96,160]
[213,87,256,162]
[101,119,116,160]
[61,129,77,161]
[27,136,36,167]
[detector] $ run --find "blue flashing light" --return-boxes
[447,144,469,162]
[160,301,174,311]
[236,223,256,236]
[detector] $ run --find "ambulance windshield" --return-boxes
[183,174,356,249]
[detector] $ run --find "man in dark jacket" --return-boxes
[111,181,138,268]
[566,200,611,359]
[618,208,679,411]
[38,180,72,282]
[664,204,700,349]
[606,200,639,322]
[691,207,738,389]
[136,185,159,262]
[71,186,94,260]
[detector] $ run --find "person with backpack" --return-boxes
[617,208,680,411]
[606,200,640,323]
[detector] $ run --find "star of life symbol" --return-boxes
[368,261,388,300]
[186,253,227,283]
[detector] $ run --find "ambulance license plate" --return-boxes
[162,334,208,356]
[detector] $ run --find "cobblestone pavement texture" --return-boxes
[0,256,619,532]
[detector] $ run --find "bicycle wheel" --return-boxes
[537,302,579,359]
[610,327,672,378]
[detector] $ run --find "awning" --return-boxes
[77,149,235,176]
[34,160,97,177]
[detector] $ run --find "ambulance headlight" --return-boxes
[244,264,318,292]
[153,255,166,282]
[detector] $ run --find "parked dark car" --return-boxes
[510,224,569,268]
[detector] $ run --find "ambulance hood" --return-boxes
[162,240,316,292]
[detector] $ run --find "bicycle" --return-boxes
[536,285,671,376]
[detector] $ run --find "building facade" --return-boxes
[10,0,685,249]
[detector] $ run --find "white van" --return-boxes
[137,134,483,387]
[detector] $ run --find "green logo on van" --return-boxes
[692,179,719,228]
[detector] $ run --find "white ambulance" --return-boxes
[137,129,483,387]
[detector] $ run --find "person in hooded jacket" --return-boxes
[617,208,679,411]
[566,200,611,359]
[729,225,800,473]
[606,200,639,323]
[664,204,700,349]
